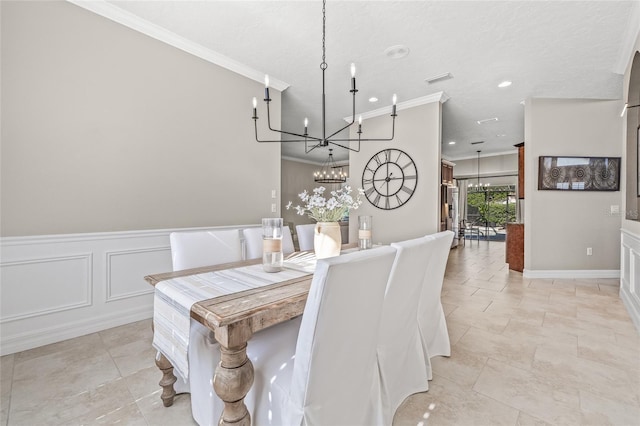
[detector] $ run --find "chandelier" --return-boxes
[314,149,347,184]
[251,0,397,153]
[469,150,490,189]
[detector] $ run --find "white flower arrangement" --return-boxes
[286,186,365,222]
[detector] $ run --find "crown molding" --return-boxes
[343,91,449,122]
[614,2,640,75]
[66,0,289,91]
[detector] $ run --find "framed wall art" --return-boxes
[538,156,620,191]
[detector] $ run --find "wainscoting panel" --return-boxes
[0,225,254,355]
[0,253,93,321]
[105,247,171,302]
[620,229,640,332]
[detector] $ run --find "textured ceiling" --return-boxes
[104,0,639,162]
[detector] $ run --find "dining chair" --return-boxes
[168,228,243,426]
[295,223,316,251]
[243,245,397,425]
[377,235,436,424]
[417,230,455,380]
[242,226,295,260]
[170,229,243,271]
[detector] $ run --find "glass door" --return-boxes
[466,185,516,241]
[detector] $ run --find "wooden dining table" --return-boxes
[145,256,316,426]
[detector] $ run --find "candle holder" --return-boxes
[358,215,373,250]
[262,218,283,272]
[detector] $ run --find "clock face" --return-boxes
[362,149,418,210]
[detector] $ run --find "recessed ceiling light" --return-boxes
[448,141,456,145]
[384,45,410,59]
[476,117,499,124]
[425,72,453,84]
[369,97,379,103]
[496,134,507,137]
[498,81,512,88]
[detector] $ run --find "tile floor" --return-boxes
[1,241,639,425]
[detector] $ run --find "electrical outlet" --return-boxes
[587,247,592,256]
[271,189,276,199]
[271,203,277,213]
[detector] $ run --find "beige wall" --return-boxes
[452,153,518,187]
[606,20,640,334]
[524,98,623,271]
[1,1,281,237]
[347,102,442,244]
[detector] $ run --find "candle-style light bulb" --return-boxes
[350,63,357,92]
[304,117,309,135]
[264,75,270,101]
[252,97,257,108]
[392,94,398,116]
[358,115,362,125]
[392,94,397,105]
[252,97,258,119]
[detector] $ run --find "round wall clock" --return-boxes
[362,148,418,210]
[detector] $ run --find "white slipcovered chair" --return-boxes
[245,245,397,425]
[242,226,295,260]
[167,229,243,426]
[418,230,455,380]
[170,229,243,271]
[295,223,316,251]
[377,235,436,424]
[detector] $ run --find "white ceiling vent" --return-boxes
[425,73,453,84]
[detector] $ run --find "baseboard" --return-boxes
[522,269,621,279]
[0,306,153,356]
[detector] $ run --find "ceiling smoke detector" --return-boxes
[384,45,410,59]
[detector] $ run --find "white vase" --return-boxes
[314,222,342,259]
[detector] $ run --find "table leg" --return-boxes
[155,351,177,407]
[213,343,254,426]
[151,321,177,407]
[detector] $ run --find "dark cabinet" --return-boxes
[506,223,524,272]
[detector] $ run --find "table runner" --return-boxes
[152,263,310,382]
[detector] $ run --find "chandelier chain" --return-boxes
[321,0,327,70]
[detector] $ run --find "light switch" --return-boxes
[611,205,620,215]
[271,189,277,199]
